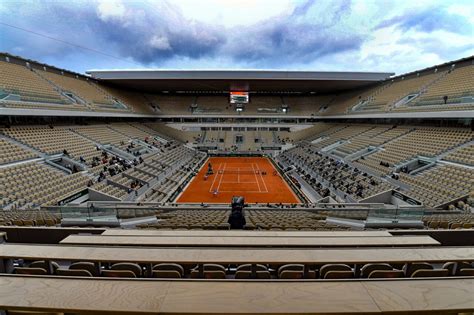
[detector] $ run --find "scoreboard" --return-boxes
[230,91,249,104]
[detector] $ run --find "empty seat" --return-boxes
[411,269,450,278]
[152,270,182,278]
[56,268,93,277]
[277,264,316,279]
[153,263,184,277]
[28,261,60,273]
[190,270,226,279]
[15,267,48,275]
[101,269,137,278]
[110,263,142,277]
[403,262,433,277]
[319,264,352,279]
[368,270,405,279]
[69,262,99,277]
[442,262,472,276]
[235,270,271,279]
[324,270,355,279]
[360,263,393,278]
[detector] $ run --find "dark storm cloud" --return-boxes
[0,0,365,67]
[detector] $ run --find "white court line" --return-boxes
[208,162,222,193]
[216,162,226,192]
[251,163,262,193]
[257,163,269,193]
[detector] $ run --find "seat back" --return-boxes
[368,270,404,279]
[360,263,393,278]
[202,264,226,272]
[111,262,142,277]
[403,262,433,277]
[411,269,450,278]
[15,267,47,275]
[153,263,184,277]
[190,270,226,279]
[152,270,182,278]
[56,268,93,277]
[324,270,354,279]
[279,270,304,279]
[101,269,137,278]
[29,261,59,273]
[69,262,99,277]
[320,264,352,279]
[442,262,472,276]
[235,270,271,279]
[236,264,268,272]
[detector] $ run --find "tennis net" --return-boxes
[218,168,260,175]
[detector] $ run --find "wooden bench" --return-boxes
[101,229,393,237]
[60,235,440,247]
[0,275,472,314]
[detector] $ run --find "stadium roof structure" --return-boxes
[86,69,394,93]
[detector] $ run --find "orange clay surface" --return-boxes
[176,157,301,204]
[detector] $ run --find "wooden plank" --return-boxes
[101,229,393,237]
[362,278,474,314]
[0,275,170,314]
[0,276,472,314]
[60,235,440,247]
[1,244,471,264]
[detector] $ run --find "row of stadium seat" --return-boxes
[14,259,474,279]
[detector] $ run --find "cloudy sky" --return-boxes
[0,0,473,75]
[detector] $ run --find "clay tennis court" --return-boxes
[176,157,301,204]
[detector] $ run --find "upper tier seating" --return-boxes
[147,95,195,114]
[0,60,65,103]
[356,71,442,112]
[38,70,128,111]
[413,64,474,106]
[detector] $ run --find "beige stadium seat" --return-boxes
[235,271,271,279]
[110,262,142,277]
[15,267,48,275]
[56,268,93,277]
[411,269,450,278]
[324,270,355,279]
[152,270,182,278]
[101,269,137,278]
[368,270,404,279]
[319,264,352,279]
